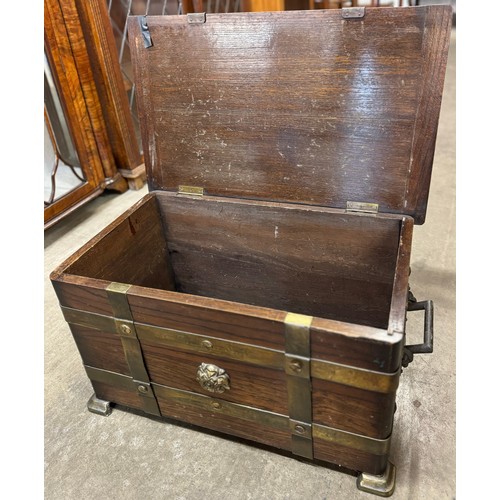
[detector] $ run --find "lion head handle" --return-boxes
[196,363,230,394]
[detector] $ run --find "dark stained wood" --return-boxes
[156,393,291,451]
[52,276,114,315]
[64,195,175,289]
[388,216,413,336]
[156,192,400,327]
[404,6,453,224]
[141,343,288,414]
[128,282,404,372]
[70,325,131,375]
[51,194,155,276]
[312,378,396,439]
[140,342,396,437]
[129,289,287,350]
[311,322,402,373]
[129,6,452,224]
[92,381,144,411]
[313,438,388,476]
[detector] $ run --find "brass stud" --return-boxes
[120,324,131,335]
[211,401,222,409]
[289,359,303,373]
[201,340,213,349]
[138,385,148,394]
[294,425,306,435]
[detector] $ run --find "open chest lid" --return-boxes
[128,5,451,224]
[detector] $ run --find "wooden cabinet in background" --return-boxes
[44,0,144,229]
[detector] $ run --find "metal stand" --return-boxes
[87,393,112,416]
[356,462,396,497]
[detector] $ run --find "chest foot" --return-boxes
[87,393,112,416]
[356,461,396,497]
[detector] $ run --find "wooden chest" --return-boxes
[50,5,452,497]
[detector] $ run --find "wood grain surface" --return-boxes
[142,342,288,413]
[313,437,387,476]
[155,392,292,450]
[312,378,395,438]
[70,324,131,375]
[52,277,114,315]
[64,194,175,289]
[92,380,144,411]
[156,192,400,328]
[310,320,402,373]
[129,6,452,223]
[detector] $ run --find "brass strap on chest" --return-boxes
[105,283,161,417]
[284,312,314,460]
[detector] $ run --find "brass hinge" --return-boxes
[187,12,206,24]
[346,201,379,214]
[342,7,365,19]
[178,185,204,196]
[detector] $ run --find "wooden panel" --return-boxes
[155,387,387,474]
[52,277,114,315]
[156,393,291,450]
[310,320,402,373]
[156,193,400,327]
[128,288,287,351]
[314,438,388,475]
[141,343,288,414]
[129,6,452,223]
[312,378,395,438]
[70,324,130,375]
[404,6,453,223]
[388,216,413,335]
[127,284,402,372]
[92,381,144,410]
[64,194,175,289]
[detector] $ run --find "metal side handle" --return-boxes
[402,300,434,367]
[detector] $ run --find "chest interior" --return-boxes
[63,191,405,330]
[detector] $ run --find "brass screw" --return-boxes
[211,402,222,409]
[201,340,213,349]
[138,385,148,394]
[290,359,302,373]
[121,324,131,335]
[294,425,305,435]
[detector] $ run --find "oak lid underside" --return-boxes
[129,6,451,224]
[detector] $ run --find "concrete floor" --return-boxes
[44,30,455,500]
